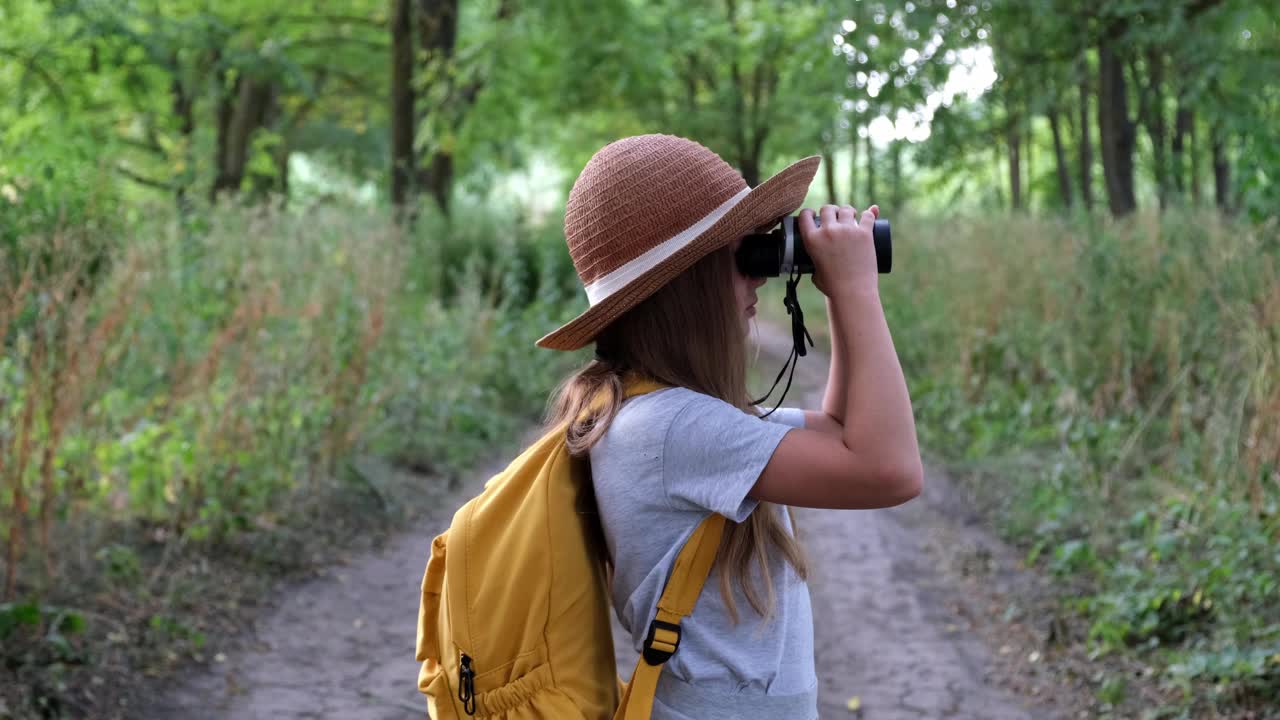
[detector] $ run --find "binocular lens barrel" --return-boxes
[735,216,892,278]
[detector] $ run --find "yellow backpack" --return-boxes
[416,379,726,719]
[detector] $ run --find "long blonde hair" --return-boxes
[546,244,808,625]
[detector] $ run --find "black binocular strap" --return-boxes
[752,269,813,419]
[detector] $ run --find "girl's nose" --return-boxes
[750,275,768,289]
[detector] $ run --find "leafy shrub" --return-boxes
[0,199,583,593]
[765,209,1280,707]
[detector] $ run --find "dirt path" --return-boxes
[143,455,488,720]
[746,322,1062,719]
[150,321,1073,719]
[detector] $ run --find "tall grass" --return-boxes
[887,210,1277,500]
[2,198,586,712]
[768,209,1279,707]
[0,201,583,716]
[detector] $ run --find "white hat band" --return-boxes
[583,187,751,306]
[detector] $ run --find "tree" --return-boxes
[3,0,1274,224]
[390,0,415,209]
[1097,38,1137,216]
[1076,53,1095,211]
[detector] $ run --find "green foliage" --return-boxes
[145,613,205,652]
[766,210,1280,710]
[0,194,583,717]
[1,0,392,236]
[3,0,1277,715]
[1168,645,1280,705]
[4,0,1275,225]
[1,200,580,553]
[1096,674,1127,706]
[95,545,143,586]
[0,601,89,697]
[373,203,581,474]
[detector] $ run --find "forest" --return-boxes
[1,0,1277,718]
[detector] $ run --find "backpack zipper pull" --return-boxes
[457,652,477,716]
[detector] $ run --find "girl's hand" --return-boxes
[797,204,880,299]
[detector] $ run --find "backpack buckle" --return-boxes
[642,619,681,665]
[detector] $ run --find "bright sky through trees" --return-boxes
[837,15,998,147]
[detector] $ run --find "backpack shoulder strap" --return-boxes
[580,375,666,423]
[615,512,727,720]
[622,376,667,398]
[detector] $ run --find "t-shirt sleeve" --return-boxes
[756,406,806,429]
[662,393,797,522]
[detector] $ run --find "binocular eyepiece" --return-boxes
[735,216,892,278]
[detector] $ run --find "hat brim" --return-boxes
[536,155,821,351]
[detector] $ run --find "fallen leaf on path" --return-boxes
[845,695,862,712]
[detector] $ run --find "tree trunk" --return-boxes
[822,144,837,205]
[1097,41,1137,216]
[1172,101,1191,197]
[423,153,454,214]
[274,147,291,202]
[416,0,462,214]
[1077,59,1094,212]
[737,140,761,187]
[210,68,239,200]
[222,81,257,196]
[1211,119,1230,212]
[1137,50,1169,209]
[212,76,275,199]
[1025,113,1034,205]
[746,108,772,190]
[244,81,281,199]
[170,61,195,209]
[416,0,460,94]
[993,140,1005,208]
[731,67,750,184]
[1190,112,1202,205]
[727,76,767,187]
[1048,105,1073,208]
[390,0,415,210]
[1007,118,1022,211]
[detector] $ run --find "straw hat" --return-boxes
[537,134,820,351]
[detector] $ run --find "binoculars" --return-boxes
[735,215,892,277]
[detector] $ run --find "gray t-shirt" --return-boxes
[590,387,818,720]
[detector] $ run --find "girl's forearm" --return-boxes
[831,289,921,473]
[821,295,850,424]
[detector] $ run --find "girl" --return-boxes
[538,134,922,720]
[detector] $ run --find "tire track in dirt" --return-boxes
[149,320,1066,719]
